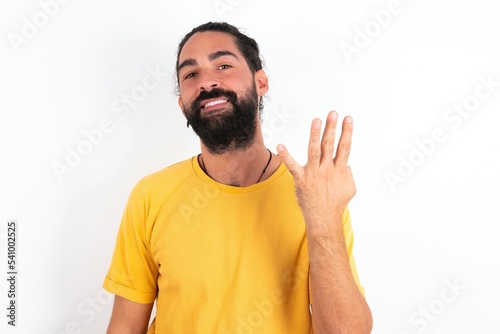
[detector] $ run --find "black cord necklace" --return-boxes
[199,149,273,184]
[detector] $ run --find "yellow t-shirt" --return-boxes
[103,157,364,333]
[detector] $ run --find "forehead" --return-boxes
[179,31,241,63]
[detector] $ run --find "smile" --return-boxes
[203,99,227,108]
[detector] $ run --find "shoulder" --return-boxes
[129,157,196,207]
[140,157,195,186]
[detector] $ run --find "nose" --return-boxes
[199,72,220,91]
[200,82,218,91]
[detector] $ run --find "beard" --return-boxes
[183,82,259,154]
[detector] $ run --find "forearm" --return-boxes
[277,113,371,332]
[307,214,372,334]
[106,296,153,334]
[107,323,148,334]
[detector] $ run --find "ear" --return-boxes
[254,69,269,96]
[178,96,185,115]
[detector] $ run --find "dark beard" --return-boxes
[183,83,259,154]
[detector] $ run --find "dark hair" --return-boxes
[175,22,265,111]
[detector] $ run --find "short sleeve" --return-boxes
[308,206,366,304]
[103,180,159,304]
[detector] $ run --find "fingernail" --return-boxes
[313,120,321,128]
[329,111,338,120]
[345,116,353,124]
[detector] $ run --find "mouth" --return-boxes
[200,98,229,112]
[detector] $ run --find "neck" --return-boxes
[198,137,281,187]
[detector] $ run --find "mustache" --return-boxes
[193,88,238,109]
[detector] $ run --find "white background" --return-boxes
[1,0,499,333]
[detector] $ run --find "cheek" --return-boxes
[179,89,197,108]
[179,79,198,98]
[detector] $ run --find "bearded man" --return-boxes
[104,22,372,334]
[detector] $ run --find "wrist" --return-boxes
[304,216,343,239]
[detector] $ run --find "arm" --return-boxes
[106,295,154,334]
[277,111,372,333]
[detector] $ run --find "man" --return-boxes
[104,22,372,333]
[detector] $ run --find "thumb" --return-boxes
[277,144,302,179]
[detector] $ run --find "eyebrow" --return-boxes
[178,50,239,72]
[209,50,238,61]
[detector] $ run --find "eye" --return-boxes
[218,64,232,70]
[184,72,197,80]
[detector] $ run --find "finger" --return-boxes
[334,116,353,165]
[277,144,302,179]
[320,111,338,164]
[307,118,322,167]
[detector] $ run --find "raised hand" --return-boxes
[277,111,356,232]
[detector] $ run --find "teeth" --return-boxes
[204,99,227,108]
